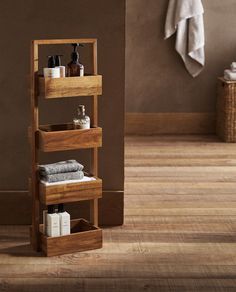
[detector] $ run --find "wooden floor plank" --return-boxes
[2,278,236,292]
[125,158,236,166]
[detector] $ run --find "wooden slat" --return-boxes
[30,40,40,251]
[39,178,102,205]
[40,178,102,195]
[40,188,102,205]
[1,278,236,292]
[38,75,102,99]
[34,39,97,45]
[125,158,236,166]
[90,40,99,227]
[37,126,102,152]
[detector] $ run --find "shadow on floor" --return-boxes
[0,243,43,257]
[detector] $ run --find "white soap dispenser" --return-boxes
[46,205,60,237]
[58,204,71,236]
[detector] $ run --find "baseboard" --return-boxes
[125,112,216,135]
[0,190,124,226]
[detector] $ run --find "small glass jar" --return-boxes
[73,105,90,129]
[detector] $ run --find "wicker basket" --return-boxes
[216,77,236,142]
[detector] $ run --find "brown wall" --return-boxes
[126,0,236,113]
[0,0,125,224]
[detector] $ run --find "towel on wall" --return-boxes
[165,0,205,77]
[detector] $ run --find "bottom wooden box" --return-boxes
[35,218,102,257]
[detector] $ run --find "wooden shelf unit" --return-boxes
[30,38,102,256]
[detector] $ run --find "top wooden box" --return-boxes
[38,75,102,99]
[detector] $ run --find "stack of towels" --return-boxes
[224,63,236,81]
[39,160,84,183]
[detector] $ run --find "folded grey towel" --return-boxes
[41,170,84,183]
[39,160,83,176]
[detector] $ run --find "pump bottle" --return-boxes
[67,43,84,77]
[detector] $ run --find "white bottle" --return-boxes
[55,55,66,77]
[58,204,71,236]
[43,56,60,79]
[43,67,60,78]
[46,205,60,237]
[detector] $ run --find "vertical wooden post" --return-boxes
[90,40,99,226]
[30,41,40,251]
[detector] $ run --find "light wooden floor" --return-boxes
[1,135,236,291]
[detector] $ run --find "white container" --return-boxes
[43,67,60,78]
[46,212,60,237]
[58,204,71,236]
[59,211,71,236]
[56,66,66,78]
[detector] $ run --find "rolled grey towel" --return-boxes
[41,170,84,183]
[39,160,83,176]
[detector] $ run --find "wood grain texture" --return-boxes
[30,40,40,251]
[37,125,102,152]
[1,135,236,290]
[38,219,102,257]
[39,178,102,205]
[90,42,99,227]
[34,38,97,45]
[125,113,216,135]
[38,75,102,99]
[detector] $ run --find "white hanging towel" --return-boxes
[165,0,205,77]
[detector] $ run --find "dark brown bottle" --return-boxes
[67,43,84,77]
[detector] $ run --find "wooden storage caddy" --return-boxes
[38,75,102,99]
[39,219,102,257]
[37,124,102,152]
[40,177,102,205]
[216,77,236,142]
[30,38,102,256]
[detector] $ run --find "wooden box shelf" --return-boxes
[38,75,102,99]
[39,219,102,257]
[39,177,102,205]
[37,124,102,152]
